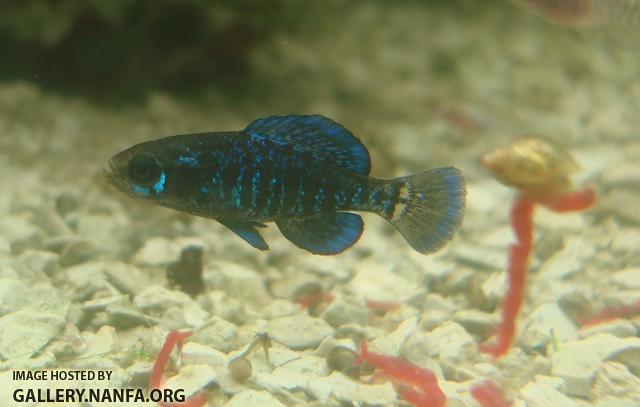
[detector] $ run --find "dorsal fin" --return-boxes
[244,114,371,175]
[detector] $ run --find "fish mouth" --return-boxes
[103,160,116,182]
[103,158,139,198]
[103,159,125,191]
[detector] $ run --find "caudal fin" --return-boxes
[389,167,465,254]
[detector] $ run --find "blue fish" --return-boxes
[105,115,465,255]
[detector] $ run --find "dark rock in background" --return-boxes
[0,0,299,100]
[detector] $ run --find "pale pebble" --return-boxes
[0,308,68,359]
[253,366,309,391]
[132,237,205,267]
[0,214,43,248]
[465,180,510,214]
[134,285,209,327]
[454,243,506,270]
[107,303,159,329]
[478,225,513,249]
[601,162,640,186]
[134,285,196,310]
[225,390,285,407]
[180,342,228,367]
[518,380,579,407]
[163,364,217,398]
[192,317,239,354]
[499,350,551,393]
[285,255,353,281]
[406,253,454,283]
[0,278,36,315]
[13,250,58,278]
[266,314,334,350]
[378,304,420,330]
[537,236,594,281]
[104,262,150,296]
[267,273,321,300]
[579,319,637,339]
[593,396,639,407]
[64,261,109,300]
[423,293,458,314]
[402,332,442,375]
[591,361,640,402]
[0,236,9,256]
[519,302,578,351]
[75,213,129,257]
[535,207,587,231]
[453,309,500,337]
[346,261,418,302]
[481,271,508,307]
[419,310,451,332]
[611,267,640,289]
[201,291,249,325]
[78,325,117,359]
[370,316,418,355]
[321,297,369,327]
[600,189,640,225]
[306,371,397,405]
[206,260,272,308]
[610,228,640,254]
[262,299,299,320]
[551,333,640,397]
[426,321,477,369]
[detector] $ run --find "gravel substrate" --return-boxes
[0,2,639,406]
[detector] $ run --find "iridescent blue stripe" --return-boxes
[177,156,199,167]
[211,172,222,185]
[292,178,305,215]
[251,170,261,210]
[231,167,245,208]
[212,171,224,202]
[152,171,166,194]
[132,185,150,197]
[265,177,278,216]
[369,189,381,207]
[278,178,286,216]
[313,187,326,212]
[334,191,347,208]
[351,186,363,208]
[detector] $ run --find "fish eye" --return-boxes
[128,153,160,186]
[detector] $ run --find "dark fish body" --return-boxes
[105,115,465,255]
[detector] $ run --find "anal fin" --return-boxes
[218,219,269,250]
[276,212,363,255]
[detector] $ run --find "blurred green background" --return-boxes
[0,0,475,102]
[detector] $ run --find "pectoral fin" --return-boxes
[276,212,363,255]
[219,219,269,250]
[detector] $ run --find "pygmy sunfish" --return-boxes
[105,114,466,255]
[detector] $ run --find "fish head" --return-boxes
[104,140,177,203]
